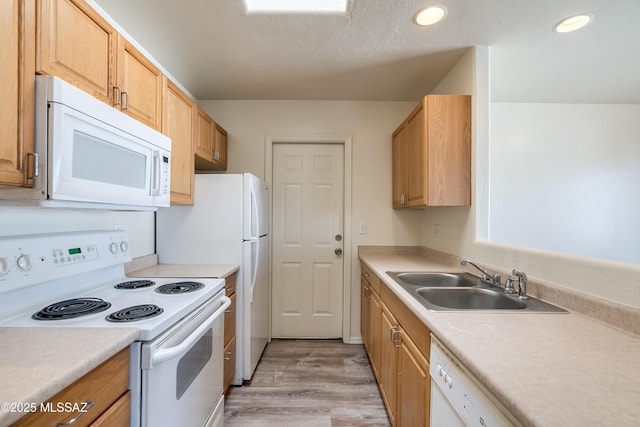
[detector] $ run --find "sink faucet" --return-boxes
[460,259,501,288]
[512,270,528,300]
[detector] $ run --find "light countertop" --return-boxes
[359,251,640,427]
[0,327,138,426]
[127,263,239,279]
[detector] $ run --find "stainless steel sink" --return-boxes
[416,288,527,310]
[386,271,567,313]
[386,272,479,287]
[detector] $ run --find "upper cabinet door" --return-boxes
[37,0,117,104]
[392,95,471,208]
[213,123,228,170]
[117,36,163,131]
[163,78,195,205]
[0,0,35,187]
[194,106,228,172]
[194,106,215,169]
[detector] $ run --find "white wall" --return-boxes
[420,47,640,309]
[490,103,640,265]
[198,99,416,341]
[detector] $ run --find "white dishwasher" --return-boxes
[430,337,519,427]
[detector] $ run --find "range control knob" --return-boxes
[0,258,10,275]
[120,241,129,253]
[16,254,32,271]
[110,242,119,254]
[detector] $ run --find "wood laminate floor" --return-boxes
[224,339,391,426]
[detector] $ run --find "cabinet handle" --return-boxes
[56,400,95,425]
[121,91,129,110]
[224,351,233,360]
[363,285,370,298]
[390,325,400,348]
[26,152,39,179]
[113,86,121,107]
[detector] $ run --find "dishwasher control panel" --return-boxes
[430,338,517,427]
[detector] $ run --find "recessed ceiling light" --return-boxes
[244,0,348,14]
[413,5,447,26]
[554,14,593,33]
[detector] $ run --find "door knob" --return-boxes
[335,234,342,241]
[335,248,343,256]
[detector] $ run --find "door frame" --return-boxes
[266,135,353,343]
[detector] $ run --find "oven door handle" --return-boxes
[151,296,231,367]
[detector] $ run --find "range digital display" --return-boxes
[68,247,82,255]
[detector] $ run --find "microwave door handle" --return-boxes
[150,296,231,367]
[151,150,161,196]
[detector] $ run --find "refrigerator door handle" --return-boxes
[250,183,260,239]
[250,239,259,303]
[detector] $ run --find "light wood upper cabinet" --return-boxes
[392,124,408,208]
[213,123,228,170]
[392,95,471,208]
[117,36,163,130]
[37,0,117,104]
[194,106,228,171]
[194,106,214,169]
[163,78,194,205]
[37,1,163,131]
[0,0,36,188]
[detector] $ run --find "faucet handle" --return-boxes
[503,276,517,294]
[512,270,528,300]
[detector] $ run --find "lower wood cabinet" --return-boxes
[379,304,399,425]
[13,347,130,427]
[397,328,430,426]
[223,272,237,393]
[360,262,431,426]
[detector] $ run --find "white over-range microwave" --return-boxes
[0,75,171,210]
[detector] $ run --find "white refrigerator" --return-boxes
[156,173,270,384]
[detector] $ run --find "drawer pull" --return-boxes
[56,400,95,425]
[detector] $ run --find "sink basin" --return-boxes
[387,272,479,288]
[385,271,567,313]
[416,288,527,310]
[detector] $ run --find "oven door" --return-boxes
[140,292,230,427]
[48,101,170,208]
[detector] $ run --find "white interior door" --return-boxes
[272,143,344,338]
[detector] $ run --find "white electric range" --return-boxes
[0,230,229,427]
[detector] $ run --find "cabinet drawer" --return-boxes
[224,272,237,296]
[89,390,130,427]
[224,292,236,345]
[361,262,381,293]
[13,347,130,427]
[223,335,236,393]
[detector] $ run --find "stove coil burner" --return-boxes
[32,298,112,320]
[114,279,156,290]
[155,281,205,294]
[106,304,164,322]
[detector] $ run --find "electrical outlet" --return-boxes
[434,224,441,238]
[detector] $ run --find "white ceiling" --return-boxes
[93,0,639,103]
